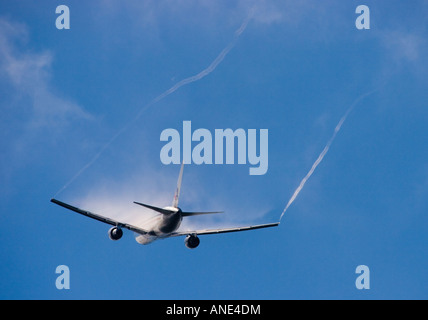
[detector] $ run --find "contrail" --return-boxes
[54,14,253,197]
[145,12,252,111]
[279,90,377,221]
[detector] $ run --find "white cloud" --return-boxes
[0,17,93,185]
[380,30,426,63]
[0,18,92,129]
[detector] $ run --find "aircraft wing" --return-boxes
[169,222,280,237]
[50,198,149,235]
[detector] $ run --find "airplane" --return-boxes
[50,163,279,249]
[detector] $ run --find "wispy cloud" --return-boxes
[0,18,91,128]
[0,17,92,185]
[378,29,427,68]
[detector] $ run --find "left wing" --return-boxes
[169,222,280,237]
[51,198,149,235]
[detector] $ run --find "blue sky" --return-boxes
[0,1,427,299]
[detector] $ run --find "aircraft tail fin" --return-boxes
[172,162,184,208]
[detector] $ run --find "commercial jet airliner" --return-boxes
[51,164,279,249]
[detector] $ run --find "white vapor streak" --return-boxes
[279,90,377,221]
[54,14,252,197]
[146,12,252,111]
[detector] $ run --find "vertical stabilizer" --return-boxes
[172,162,184,208]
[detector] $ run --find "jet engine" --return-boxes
[185,234,200,249]
[108,227,123,241]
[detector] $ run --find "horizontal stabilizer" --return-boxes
[181,211,224,217]
[133,201,175,215]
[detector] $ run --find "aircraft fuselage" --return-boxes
[135,206,183,245]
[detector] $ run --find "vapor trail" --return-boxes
[279,90,377,221]
[54,14,252,197]
[145,12,252,111]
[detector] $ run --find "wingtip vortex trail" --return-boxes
[279,90,378,221]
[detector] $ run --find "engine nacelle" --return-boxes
[185,234,200,249]
[108,227,123,241]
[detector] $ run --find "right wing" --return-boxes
[50,198,149,235]
[169,222,280,237]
